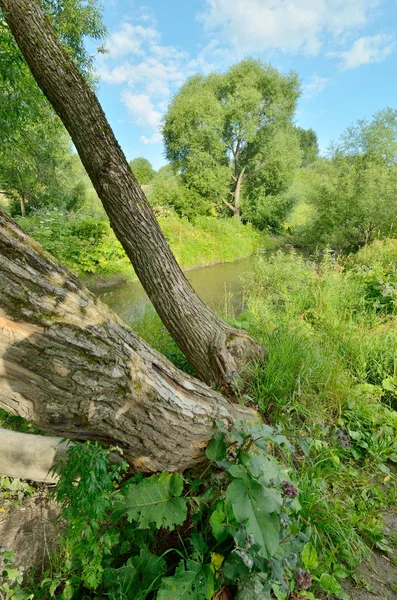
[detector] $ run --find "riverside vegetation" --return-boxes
[1,1,397,597]
[1,102,397,600]
[1,239,397,599]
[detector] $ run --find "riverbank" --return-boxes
[16,209,281,287]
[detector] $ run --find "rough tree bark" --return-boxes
[0,210,257,477]
[0,0,264,388]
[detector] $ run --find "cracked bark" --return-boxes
[0,210,257,477]
[0,0,264,388]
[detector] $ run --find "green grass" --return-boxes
[231,243,397,584]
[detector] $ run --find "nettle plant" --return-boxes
[37,422,314,600]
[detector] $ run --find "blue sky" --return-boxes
[92,0,397,170]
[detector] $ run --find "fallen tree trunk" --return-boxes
[0,428,124,483]
[0,428,68,483]
[0,0,264,388]
[0,210,257,475]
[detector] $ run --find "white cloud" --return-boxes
[303,74,332,98]
[141,132,163,144]
[200,0,380,56]
[120,91,162,128]
[331,34,395,69]
[104,22,158,58]
[98,20,202,144]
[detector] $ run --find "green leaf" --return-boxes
[382,377,397,393]
[302,542,319,571]
[226,478,280,558]
[222,552,250,581]
[209,507,229,543]
[157,559,214,600]
[121,472,187,529]
[245,452,284,486]
[206,433,227,461]
[104,550,166,599]
[319,573,350,600]
[236,574,271,599]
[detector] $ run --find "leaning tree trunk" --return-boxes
[0,0,264,388]
[0,210,256,476]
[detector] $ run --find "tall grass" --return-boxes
[131,241,397,581]
[232,242,397,580]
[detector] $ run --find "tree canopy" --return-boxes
[162,58,301,222]
[296,127,319,167]
[303,108,397,251]
[129,157,156,185]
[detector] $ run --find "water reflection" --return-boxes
[95,257,255,323]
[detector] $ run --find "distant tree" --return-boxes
[337,106,397,166]
[0,115,86,216]
[129,157,156,185]
[163,58,301,220]
[147,165,210,219]
[304,109,397,251]
[296,127,319,166]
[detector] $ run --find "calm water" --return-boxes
[95,256,257,323]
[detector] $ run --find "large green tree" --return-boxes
[162,59,301,220]
[303,108,397,251]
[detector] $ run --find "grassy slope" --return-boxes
[16,210,278,282]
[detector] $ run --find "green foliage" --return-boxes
[148,165,212,219]
[296,127,319,167]
[233,244,397,592]
[295,108,397,251]
[119,472,188,529]
[157,560,214,600]
[0,0,105,215]
[129,157,156,185]
[17,209,264,279]
[16,209,127,276]
[0,549,34,600]
[19,423,312,599]
[2,127,87,216]
[0,477,34,509]
[241,123,302,230]
[163,58,301,225]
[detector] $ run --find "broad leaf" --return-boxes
[122,472,187,529]
[319,573,350,600]
[157,559,214,600]
[206,432,227,461]
[104,550,166,599]
[226,478,280,558]
[209,507,229,542]
[302,542,318,571]
[235,574,271,599]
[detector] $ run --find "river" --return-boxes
[95,256,256,324]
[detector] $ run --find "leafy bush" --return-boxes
[22,423,316,600]
[291,109,397,252]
